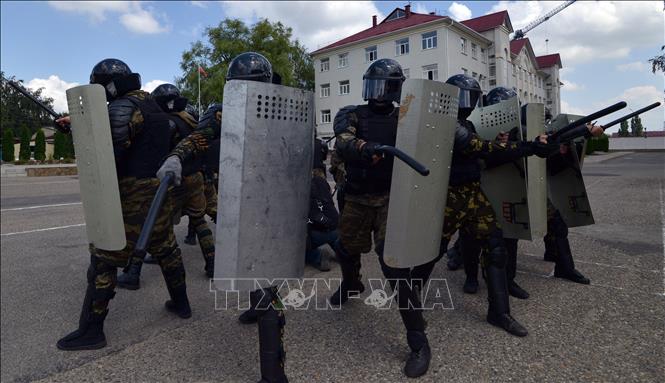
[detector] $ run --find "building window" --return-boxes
[489,79,496,86]
[320,83,330,98]
[321,109,331,124]
[546,90,552,99]
[339,80,350,95]
[512,64,516,77]
[403,68,410,79]
[481,77,486,89]
[396,38,409,56]
[422,31,437,50]
[338,53,348,68]
[461,67,468,76]
[519,69,523,80]
[489,65,496,77]
[422,64,438,80]
[460,37,467,54]
[471,43,477,59]
[472,71,478,79]
[320,58,329,72]
[481,48,486,63]
[365,46,377,63]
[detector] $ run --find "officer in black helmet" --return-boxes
[55,59,191,351]
[330,58,433,378]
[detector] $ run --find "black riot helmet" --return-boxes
[313,138,328,171]
[226,52,272,83]
[486,86,517,106]
[185,104,200,121]
[151,83,188,112]
[362,59,405,104]
[446,74,482,119]
[89,58,141,101]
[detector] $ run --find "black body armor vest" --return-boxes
[449,120,482,186]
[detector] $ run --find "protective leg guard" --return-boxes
[184,219,197,245]
[329,242,364,306]
[159,248,191,318]
[252,287,288,383]
[117,262,142,290]
[543,233,556,262]
[484,247,528,337]
[549,212,590,285]
[191,215,215,277]
[461,236,480,294]
[446,237,463,271]
[239,307,258,325]
[404,330,431,378]
[504,238,529,299]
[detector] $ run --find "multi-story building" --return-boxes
[311,6,563,138]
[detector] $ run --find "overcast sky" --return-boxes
[1,1,662,132]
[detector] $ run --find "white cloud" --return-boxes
[413,2,430,15]
[142,79,169,93]
[448,2,472,21]
[221,1,382,51]
[190,1,208,8]
[560,100,587,116]
[616,61,650,72]
[489,1,662,65]
[48,1,169,34]
[561,80,585,92]
[25,76,80,114]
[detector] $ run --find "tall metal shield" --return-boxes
[214,80,314,291]
[383,79,458,268]
[546,113,594,227]
[66,84,126,251]
[525,103,547,238]
[469,98,535,240]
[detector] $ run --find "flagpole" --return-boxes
[197,63,201,115]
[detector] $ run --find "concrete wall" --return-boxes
[609,137,665,151]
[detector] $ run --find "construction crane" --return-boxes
[512,0,576,40]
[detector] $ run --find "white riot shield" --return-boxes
[469,98,536,240]
[66,85,126,251]
[525,103,547,238]
[214,81,313,291]
[383,79,457,268]
[546,114,594,227]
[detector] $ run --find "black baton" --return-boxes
[2,76,71,133]
[134,172,175,257]
[549,101,627,141]
[376,145,430,176]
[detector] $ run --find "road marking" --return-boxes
[0,202,82,212]
[1,223,85,236]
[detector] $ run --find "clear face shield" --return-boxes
[362,78,403,104]
[457,88,481,109]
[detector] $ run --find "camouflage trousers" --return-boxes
[338,197,388,257]
[90,177,185,314]
[179,172,215,263]
[204,178,217,220]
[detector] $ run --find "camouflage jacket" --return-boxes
[170,104,222,162]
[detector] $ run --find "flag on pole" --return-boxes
[198,65,208,78]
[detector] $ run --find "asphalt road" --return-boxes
[1,152,663,383]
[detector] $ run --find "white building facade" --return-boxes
[311,7,562,138]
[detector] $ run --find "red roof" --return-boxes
[536,53,563,69]
[510,38,529,55]
[461,10,512,33]
[312,9,444,54]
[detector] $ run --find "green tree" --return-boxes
[18,125,31,160]
[176,18,314,108]
[649,45,665,73]
[53,130,65,160]
[618,120,629,137]
[63,133,75,159]
[630,115,644,137]
[1,72,56,137]
[2,128,15,162]
[34,129,46,161]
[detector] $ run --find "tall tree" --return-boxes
[0,72,56,137]
[618,120,629,137]
[177,18,314,108]
[649,45,665,73]
[2,128,15,162]
[630,115,644,137]
[53,130,65,160]
[18,125,31,160]
[34,129,46,161]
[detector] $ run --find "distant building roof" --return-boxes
[535,53,563,69]
[510,38,529,55]
[460,10,513,33]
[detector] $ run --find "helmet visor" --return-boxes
[362,78,403,103]
[458,88,481,109]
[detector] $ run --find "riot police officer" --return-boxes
[330,59,432,378]
[56,59,191,351]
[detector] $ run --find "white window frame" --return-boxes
[471,43,477,59]
[320,83,330,98]
[460,37,467,54]
[338,53,349,68]
[321,109,331,124]
[395,38,409,56]
[320,58,329,72]
[339,80,350,95]
[421,31,437,50]
[403,68,410,79]
[422,64,438,80]
[481,47,486,63]
[365,46,377,63]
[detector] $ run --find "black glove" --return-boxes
[531,135,559,158]
[360,142,382,164]
[53,118,71,134]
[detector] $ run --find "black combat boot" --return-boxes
[184,222,197,245]
[504,239,529,299]
[446,241,463,271]
[165,284,192,319]
[239,306,258,324]
[543,233,556,262]
[117,262,142,290]
[57,310,108,350]
[553,237,590,284]
[404,330,431,378]
[204,256,214,278]
[329,248,364,306]
[252,287,288,383]
[485,248,528,337]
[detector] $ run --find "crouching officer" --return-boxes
[56,59,191,351]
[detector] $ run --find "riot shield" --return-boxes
[546,114,594,227]
[214,80,314,291]
[469,98,536,240]
[525,103,547,238]
[66,84,126,251]
[383,79,457,268]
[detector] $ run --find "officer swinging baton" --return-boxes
[2,76,71,133]
[558,102,661,142]
[134,172,175,258]
[548,101,627,141]
[375,145,430,176]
